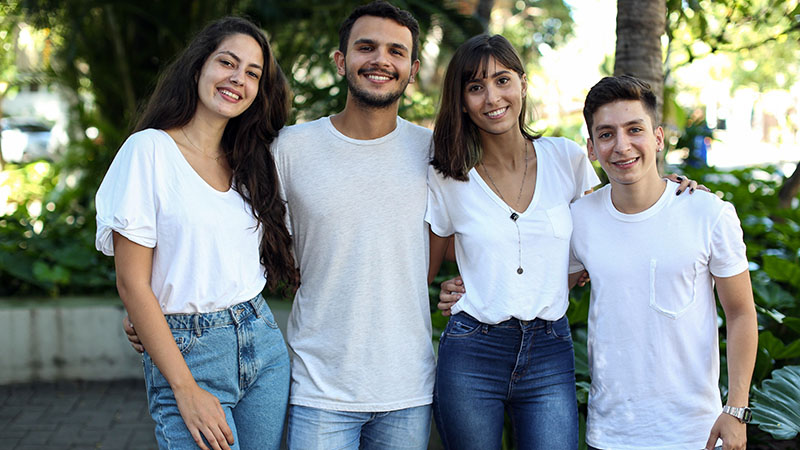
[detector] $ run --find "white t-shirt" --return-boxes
[426,137,599,323]
[273,116,436,412]
[569,180,749,450]
[95,129,266,314]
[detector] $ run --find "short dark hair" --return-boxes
[338,1,420,62]
[431,34,539,181]
[583,75,658,140]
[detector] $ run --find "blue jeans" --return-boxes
[433,313,578,450]
[287,404,431,450]
[143,294,290,449]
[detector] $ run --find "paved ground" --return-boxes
[0,379,156,449]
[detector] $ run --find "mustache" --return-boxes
[357,67,398,79]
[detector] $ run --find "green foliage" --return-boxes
[666,0,800,91]
[750,365,800,440]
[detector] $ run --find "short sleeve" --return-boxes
[270,138,292,234]
[565,138,601,202]
[568,241,585,274]
[709,202,749,278]
[425,165,454,237]
[95,132,158,256]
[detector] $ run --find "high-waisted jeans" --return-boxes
[143,294,290,449]
[433,312,578,450]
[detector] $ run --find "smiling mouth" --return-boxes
[612,157,639,168]
[485,107,508,119]
[358,68,397,82]
[218,89,241,101]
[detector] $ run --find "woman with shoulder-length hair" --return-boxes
[426,33,595,449]
[95,17,296,450]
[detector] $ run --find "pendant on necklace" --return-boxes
[510,212,519,221]
[517,267,524,274]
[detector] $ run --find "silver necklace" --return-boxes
[181,127,222,162]
[480,139,529,275]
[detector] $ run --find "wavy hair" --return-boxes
[135,16,299,291]
[431,34,540,181]
[583,75,658,141]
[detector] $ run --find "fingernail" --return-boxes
[677,176,685,181]
[675,190,682,195]
[690,187,695,193]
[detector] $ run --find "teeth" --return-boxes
[486,107,507,118]
[219,89,240,100]
[366,74,391,81]
[614,158,637,165]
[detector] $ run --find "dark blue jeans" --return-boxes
[433,313,578,450]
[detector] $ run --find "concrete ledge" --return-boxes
[0,296,293,385]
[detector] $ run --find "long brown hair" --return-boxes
[431,34,540,181]
[135,17,299,291]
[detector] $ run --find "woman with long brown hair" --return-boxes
[95,17,296,450]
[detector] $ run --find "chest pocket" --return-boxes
[545,204,573,240]
[649,259,700,319]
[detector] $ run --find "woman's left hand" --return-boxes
[665,173,710,195]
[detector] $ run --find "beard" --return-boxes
[346,66,410,109]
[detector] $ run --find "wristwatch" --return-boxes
[722,405,752,424]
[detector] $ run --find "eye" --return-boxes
[391,49,404,56]
[219,59,234,67]
[629,127,643,133]
[247,70,260,79]
[598,132,612,139]
[358,45,373,52]
[466,84,483,93]
[497,76,510,85]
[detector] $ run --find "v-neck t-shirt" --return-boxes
[95,129,266,313]
[426,136,599,323]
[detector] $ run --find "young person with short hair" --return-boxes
[568,75,757,450]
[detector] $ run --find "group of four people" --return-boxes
[95,1,757,449]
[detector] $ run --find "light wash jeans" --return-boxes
[433,312,578,450]
[142,294,290,449]
[287,404,431,450]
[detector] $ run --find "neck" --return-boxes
[479,129,528,170]
[609,174,666,214]
[183,111,227,149]
[330,96,400,140]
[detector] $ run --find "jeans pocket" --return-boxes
[550,316,572,341]
[172,329,196,355]
[444,317,481,338]
[648,258,699,319]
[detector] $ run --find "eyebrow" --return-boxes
[594,118,646,133]
[218,50,263,70]
[353,38,409,53]
[466,69,512,85]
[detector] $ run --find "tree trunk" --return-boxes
[614,0,666,170]
[778,161,800,209]
[476,0,494,32]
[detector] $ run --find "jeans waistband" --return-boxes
[163,294,265,332]
[457,311,562,330]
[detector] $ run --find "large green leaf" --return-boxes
[762,255,800,289]
[750,365,800,440]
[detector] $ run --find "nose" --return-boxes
[614,132,631,153]
[484,84,500,105]
[230,68,244,86]
[371,48,391,68]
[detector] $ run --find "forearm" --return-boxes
[724,309,758,406]
[118,285,197,392]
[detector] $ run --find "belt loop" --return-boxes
[250,295,261,319]
[545,320,552,335]
[193,314,202,337]
[482,323,489,335]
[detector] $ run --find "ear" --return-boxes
[654,126,665,151]
[409,59,420,84]
[334,50,346,77]
[587,137,598,161]
[521,73,527,98]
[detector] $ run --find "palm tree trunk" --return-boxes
[614,0,666,171]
